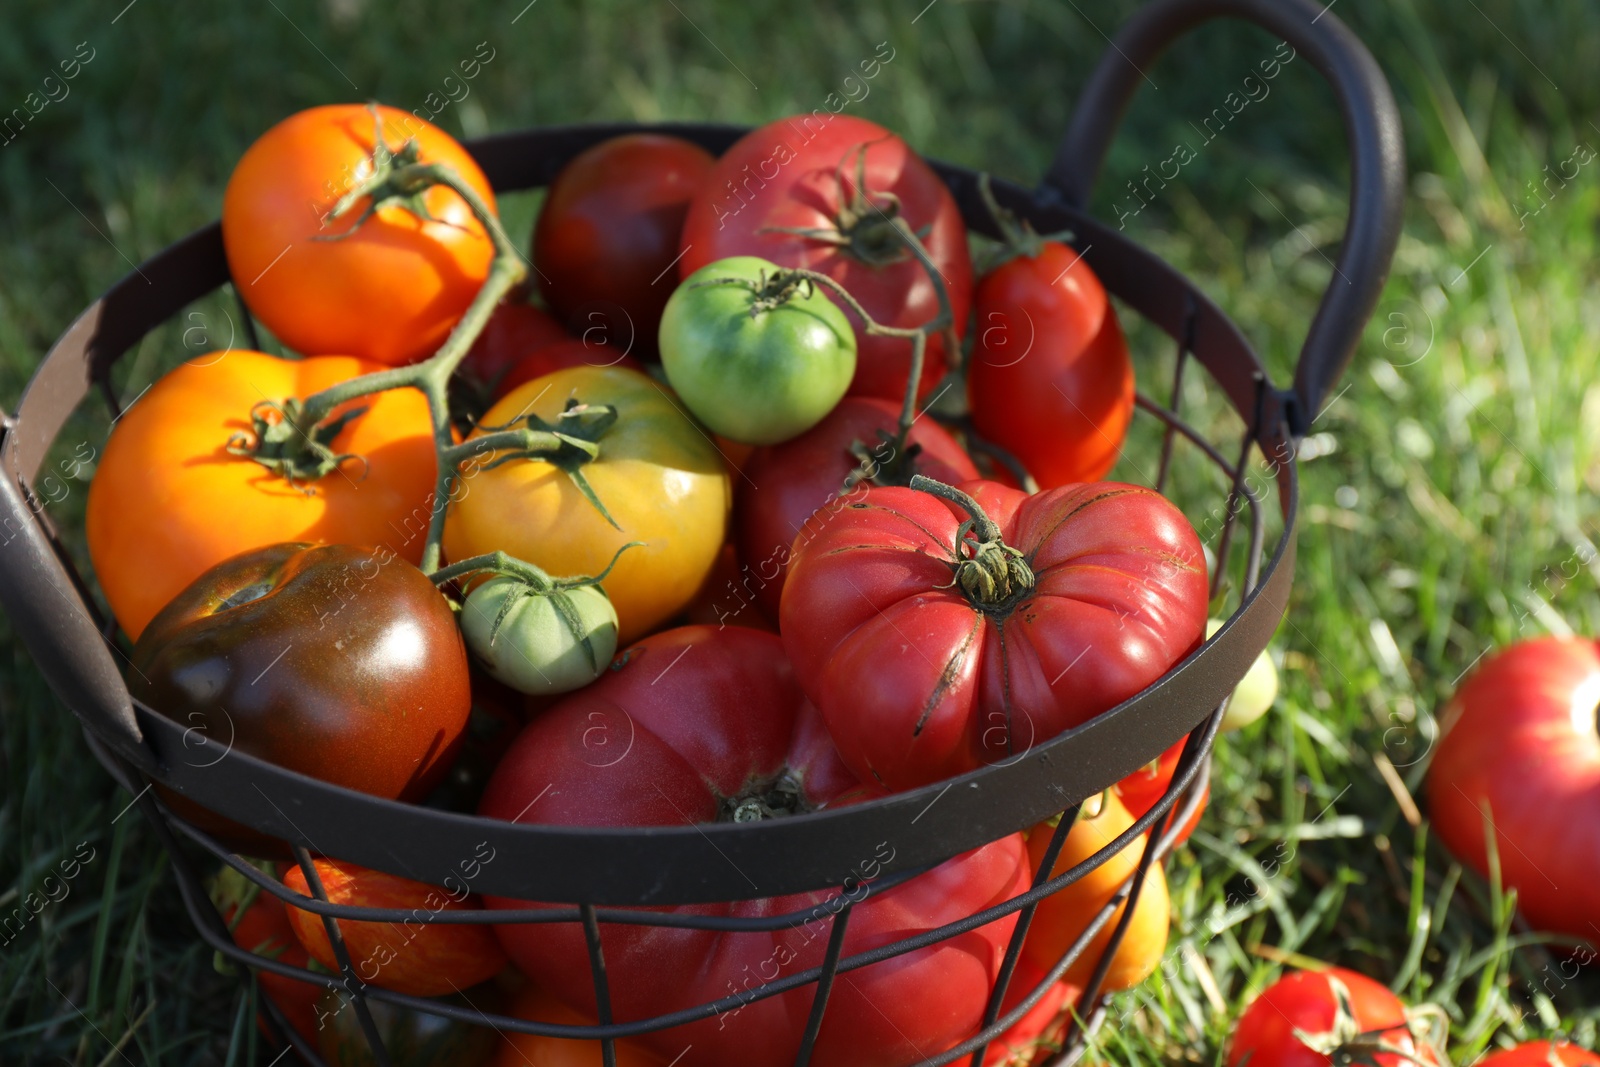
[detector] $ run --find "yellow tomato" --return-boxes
[443,365,730,644]
[1022,791,1170,992]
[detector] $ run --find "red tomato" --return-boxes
[1425,637,1600,942]
[494,986,666,1067]
[1227,968,1438,1067]
[781,479,1208,791]
[222,104,496,366]
[493,338,644,402]
[221,887,321,1045]
[967,242,1134,488]
[735,396,979,621]
[679,114,972,402]
[1113,739,1208,847]
[283,858,507,997]
[1476,1043,1600,1067]
[462,301,571,390]
[974,960,1076,1067]
[478,625,1031,1067]
[535,134,715,359]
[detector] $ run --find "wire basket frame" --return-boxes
[0,0,1403,1064]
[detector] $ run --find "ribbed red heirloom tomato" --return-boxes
[478,625,1031,1067]
[781,479,1208,791]
[1476,1042,1600,1067]
[679,114,972,402]
[535,134,715,359]
[223,104,497,366]
[1426,636,1600,942]
[1227,968,1438,1067]
[735,396,979,622]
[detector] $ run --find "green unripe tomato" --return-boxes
[460,577,618,696]
[1210,618,1279,731]
[658,256,856,445]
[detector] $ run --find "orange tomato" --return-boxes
[1022,792,1169,991]
[283,859,506,997]
[223,103,496,365]
[494,986,665,1067]
[86,350,437,639]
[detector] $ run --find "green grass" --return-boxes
[3,0,1599,1063]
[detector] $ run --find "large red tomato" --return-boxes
[781,479,1208,791]
[535,134,715,359]
[735,397,979,622]
[1426,637,1600,942]
[1476,1043,1600,1067]
[477,625,1030,1067]
[679,114,972,402]
[1226,968,1438,1067]
[223,104,496,366]
[967,242,1134,487]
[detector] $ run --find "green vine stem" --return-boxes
[429,542,640,592]
[908,473,1034,609]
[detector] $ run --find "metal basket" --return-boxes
[0,0,1403,1063]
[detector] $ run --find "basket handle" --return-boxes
[0,434,154,774]
[1040,0,1405,436]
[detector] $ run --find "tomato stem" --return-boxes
[908,473,1035,610]
[428,542,641,592]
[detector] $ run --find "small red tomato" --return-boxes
[493,338,644,401]
[1426,636,1600,942]
[462,301,571,390]
[535,134,715,359]
[1227,968,1438,1067]
[735,396,979,622]
[680,114,973,402]
[782,479,1208,791]
[218,879,322,1045]
[1476,1043,1600,1067]
[967,241,1134,488]
[1113,738,1208,847]
[283,858,507,997]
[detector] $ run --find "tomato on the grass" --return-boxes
[735,396,979,622]
[1425,636,1600,944]
[477,625,1031,1067]
[967,238,1133,488]
[1227,968,1439,1067]
[679,114,972,402]
[781,478,1208,791]
[1475,1043,1600,1067]
[223,103,497,366]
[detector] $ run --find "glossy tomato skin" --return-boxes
[1022,793,1169,991]
[679,114,972,402]
[735,396,979,622]
[129,544,471,845]
[1476,1043,1600,1067]
[478,625,1031,1067]
[87,351,437,640]
[1226,968,1436,1067]
[967,242,1134,488]
[493,985,665,1067]
[782,480,1208,791]
[1425,637,1600,941]
[443,366,731,644]
[283,858,506,997]
[1113,739,1208,848]
[535,134,715,359]
[492,338,644,402]
[462,301,570,391]
[223,104,496,366]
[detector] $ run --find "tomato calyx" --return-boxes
[974,173,1075,273]
[319,106,446,237]
[719,771,811,823]
[226,397,369,490]
[689,265,823,316]
[1290,976,1437,1067]
[910,475,1036,612]
[762,141,929,270]
[449,397,624,529]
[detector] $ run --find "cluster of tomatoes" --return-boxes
[82,102,1297,1067]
